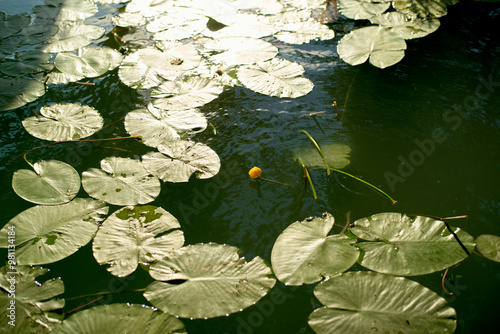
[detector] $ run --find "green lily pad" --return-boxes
[0,78,46,112]
[50,304,186,334]
[369,12,441,40]
[124,103,207,148]
[393,0,449,19]
[338,0,391,20]
[54,46,123,78]
[274,19,335,45]
[271,213,359,286]
[39,21,105,53]
[33,0,98,21]
[22,103,103,141]
[82,157,161,205]
[337,26,407,68]
[237,58,314,98]
[203,37,278,66]
[93,205,185,277]
[152,77,224,110]
[476,234,500,262]
[0,12,30,39]
[144,243,276,319]
[350,213,475,276]
[0,265,64,333]
[309,271,457,334]
[142,140,221,183]
[0,50,53,77]
[0,199,108,265]
[293,142,351,170]
[12,160,80,205]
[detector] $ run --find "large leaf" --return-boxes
[476,234,500,262]
[82,157,161,205]
[337,26,407,68]
[54,46,123,78]
[309,271,457,334]
[0,199,108,265]
[274,20,335,45]
[237,58,314,98]
[350,213,475,275]
[142,140,221,183]
[22,103,103,141]
[39,21,105,52]
[0,78,46,112]
[369,12,441,40]
[124,104,207,148]
[338,0,391,20]
[12,160,80,205]
[50,304,186,334]
[144,243,276,319]
[118,45,202,89]
[93,205,185,277]
[271,213,359,286]
[33,0,98,21]
[151,77,224,110]
[0,265,64,333]
[203,37,278,66]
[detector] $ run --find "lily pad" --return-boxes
[309,271,457,334]
[271,213,359,286]
[144,243,276,319]
[50,304,186,334]
[33,0,98,21]
[237,58,314,98]
[274,19,335,45]
[0,198,108,265]
[93,205,185,277]
[350,213,475,276]
[0,12,30,39]
[0,265,64,333]
[54,46,123,78]
[0,50,53,77]
[476,234,500,262]
[124,104,207,148]
[39,21,105,53]
[293,142,351,169]
[369,12,441,40]
[337,26,407,68]
[12,160,80,205]
[0,78,46,112]
[142,140,221,183]
[203,37,278,66]
[338,0,391,20]
[393,0,449,19]
[152,77,224,110]
[82,157,161,205]
[22,103,103,141]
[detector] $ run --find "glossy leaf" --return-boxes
[39,21,105,53]
[0,78,46,112]
[274,19,335,45]
[338,0,391,20]
[54,46,122,78]
[393,0,449,19]
[203,37,278,66]
[370,12,441,40]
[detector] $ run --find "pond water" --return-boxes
[1,1,499,333]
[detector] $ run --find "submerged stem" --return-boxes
[299,130,330,175]
[297,157,318,201]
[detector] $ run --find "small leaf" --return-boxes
[476,234,500,262]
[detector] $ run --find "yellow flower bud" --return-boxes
[248,167,262,179]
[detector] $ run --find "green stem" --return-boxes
[209,122,217,135]
[331,168,397,205]
[297,157,318,201]
[299,130,330,175]
[259,177,291,186]
[23,154,34,169]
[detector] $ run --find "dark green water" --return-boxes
[1,1,500,333]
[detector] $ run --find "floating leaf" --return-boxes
[0,50,53,77]
[142,140,221,183]
[369,12,441,40]
[274,19,335,44]
[0,265,64,333]
[50,304,186,334]
[476,234,500,262]
[82,157,161,205]
[147,7,207,41]
[337,26,407,68]
[201,13,278,39]
[152,77,224,110]
[39,21,105,52]
[12,160,80,205]
[293,142,351,170]
[393,0,449,19]
[0,78,46,112]
[271,213,359,286]
[203,37,278,66]
[0,199,108,265]
[144,243,276,319]
[33,0,98,21]
[237,58,314,98]
[112,12,148,27]
[0,12,30,39]
[93,205,185,277]
[350,213,475,276]
[124,104,207,148]
[338,0,391,20]
[118,45,202,89]
[54,46,123,78]
[309,271,457,334]
[22,103,103,141]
